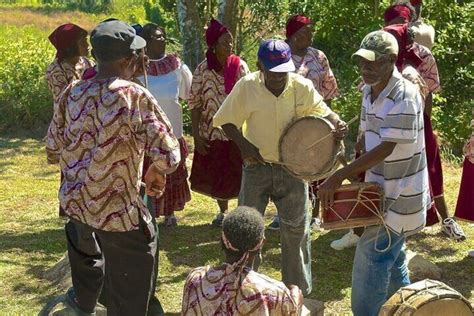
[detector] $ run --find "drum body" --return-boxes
[321,182,384,230]
[380,279,473,316]
[279,116,342,180]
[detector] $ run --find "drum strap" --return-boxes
[327,189,393,252]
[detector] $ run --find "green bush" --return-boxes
[0,25,54,131]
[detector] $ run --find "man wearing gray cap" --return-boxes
[318,31,430,316]
[46,20,180,315]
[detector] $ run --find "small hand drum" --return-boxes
[321,182,384,230]
[279,116,343,180]
[380,279,473,316]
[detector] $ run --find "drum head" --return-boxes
[380,280,473,316]
[279,116,340,180]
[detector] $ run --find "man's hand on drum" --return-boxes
[318,171,344,210]
[240,140,265,165]
[332,120,348,140]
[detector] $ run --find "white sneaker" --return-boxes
[330,230,360,251]
[441,218,466,241]
[468,249,474,257]
[310,217,322,231]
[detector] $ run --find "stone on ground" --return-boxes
[406,250,442,281]
[302,298,325,315]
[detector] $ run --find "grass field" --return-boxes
[0,131,473,315]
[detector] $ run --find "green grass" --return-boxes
[0,131,473,314]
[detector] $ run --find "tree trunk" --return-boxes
[217,0,240,37]
[177,0,205,71]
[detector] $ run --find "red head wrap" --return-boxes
[204,18,240,94]
[384,5,412,24]
[205,18,229,48]
[410,0,422,6]
[383,24,422,71]
[48,23,87,61]
[286,14,312,39]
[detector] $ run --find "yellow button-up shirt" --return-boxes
[213,71,333,161]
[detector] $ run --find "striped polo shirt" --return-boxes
[360,69,431,236]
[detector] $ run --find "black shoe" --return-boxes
[65,288,96,316]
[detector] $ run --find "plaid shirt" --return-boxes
[46,77,180,232]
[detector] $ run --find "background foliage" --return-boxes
[0,0,472,153]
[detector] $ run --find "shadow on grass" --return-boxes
[0,228,64,255]
[407,230,458,257]
[436,255,474,300]
[159,222,354,302]
[159,223,221,269]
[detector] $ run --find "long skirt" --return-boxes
[190,139,242,200]
[424,113,444,226]
[454,158,474,223]
[143,138,191,217]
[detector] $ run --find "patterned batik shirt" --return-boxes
[292,47,339,100]
[188,59,249,141]
[45,57,94,104]
[182,265,300,315]
[46,78,180,232]
[412,42,440,94]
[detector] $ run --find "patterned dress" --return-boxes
[454,120,474,223]
[45,57,94,104]
[142,54,193,217]
[412,43,443,226]
[292,47,339,101]
[182,265,300,315]
[188,59,250,200]
[46,77,180,232]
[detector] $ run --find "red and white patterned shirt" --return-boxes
[188,59,249,141]
[182,265,300,315]
[45,57,94,104]
[412,43,440,94]
[46,77,180,232]
[292,47,339,100]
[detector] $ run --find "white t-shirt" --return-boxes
[360,69,431,236]
[142,58,192,138]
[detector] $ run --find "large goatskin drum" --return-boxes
[379,279,473,316]
[279,116,343,181]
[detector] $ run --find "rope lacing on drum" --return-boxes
[326,187,392,252]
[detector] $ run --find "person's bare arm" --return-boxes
[318,141,397,209]
[221,123,264,164]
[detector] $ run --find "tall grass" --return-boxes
[0,25,54,132]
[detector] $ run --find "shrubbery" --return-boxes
[0,0,472,154]
[0,25,55,131]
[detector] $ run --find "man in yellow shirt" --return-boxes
[213,39,347,295]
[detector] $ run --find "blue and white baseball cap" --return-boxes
[257,39,296,73]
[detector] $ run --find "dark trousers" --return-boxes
[66,216,157,316]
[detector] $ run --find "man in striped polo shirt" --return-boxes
[318,31,430,316]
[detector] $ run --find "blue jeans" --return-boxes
[238,163,312,295]
[352,225,410,316]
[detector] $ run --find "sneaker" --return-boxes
[441,218,466,241]
[165,215,177,227]
[469,249,474,258]
[330,230,360,251]
[267,216,280,231]
[211,212,225,227]
[310,217,322,231]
